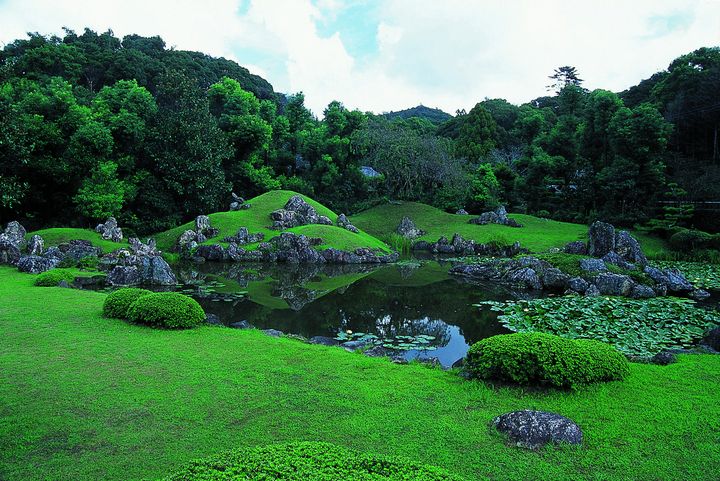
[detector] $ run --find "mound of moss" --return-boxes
[127,292,205,329]
[103,288,154,319]
[162,441,467,481]
[465,332,629,388]
[33,269,76,287]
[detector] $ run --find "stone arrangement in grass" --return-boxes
[464,332,629,388]
[162,441,468,481]
[451,221,709,300]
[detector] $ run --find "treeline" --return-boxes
[1,28,719,235]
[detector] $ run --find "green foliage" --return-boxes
[465,332,628,388]
[468,163,500,211]
[102,287,153,319]
[669,229,714,251]
[33,269,76,287]
[73,160,127,220]
[480,296,720,356]
[163,441,466,481]
[127,292,205,329]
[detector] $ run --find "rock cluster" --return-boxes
[455,209,469,215]
[229,192,251,211]
[469,205,522,228]
[270,195,333,230]
[177,215,220,252]
[95,217,123,242]
[412,233,526,258]
[451,222,708,299]
[493,410,583,449]
[565,221,648,268]
[336,214,359,233]
[101,238,176,286]
[222,227,265,245]
[0,221,26,265]
[396,216,425,239]
[192,232,398,265]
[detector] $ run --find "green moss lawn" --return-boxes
[1,267,718,480]
[351,202,668,256]
[153,190,391,254]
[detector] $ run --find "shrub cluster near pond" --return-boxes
[102,288,153,319]
[465,333,629,388]
[33,269,76,287]
[163,441,467,481]
[479,296,720,356]
[127,292,206,329]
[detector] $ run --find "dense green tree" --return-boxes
[455,103,498,161]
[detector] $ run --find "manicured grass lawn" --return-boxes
[153,190,391,254]
[26,227,127,254]
[351,202,669,256]
[1,267,719,480]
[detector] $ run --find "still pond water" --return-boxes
[173,259,544,367]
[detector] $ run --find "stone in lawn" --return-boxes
[492,410,583,449]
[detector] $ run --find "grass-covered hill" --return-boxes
[1,266,719,480]
[351,201,669,256]
[153,190,391,253]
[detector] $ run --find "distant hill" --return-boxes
[382,105,453,124]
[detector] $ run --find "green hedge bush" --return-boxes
[34,269,76,287]
[669,229,714,251]
[163,441,467,481]
[127,292,205,329]
[103,288,153,319]
[465,332,629,388]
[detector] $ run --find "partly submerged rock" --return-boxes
[493,410,583,449]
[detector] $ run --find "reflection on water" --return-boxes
[175,260,541,367]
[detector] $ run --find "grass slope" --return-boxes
[1,267,719,481]
[154,190,390,254]
[351,202,668,256]
[26,228,126,254]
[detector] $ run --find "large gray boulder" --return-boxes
[563,240,588,255]
[4,221,27,248]
[595,273,634,296]
[588,221,616,257]
[107,266,141,286]
[615,230,647,266]
[396,216,424,239]
[17,255,60,274]
[95,217,123,242]
[61,240,102,262]
[469,205,522,227]
[493,410,583,449]
[28,235,44,255]
[580,258,607,273]
[336,214,359,234]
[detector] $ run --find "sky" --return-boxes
[0,0,718,115]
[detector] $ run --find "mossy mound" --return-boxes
[27,228,126,254]
[103,288,154,319]
[465,332,629,388]
[162,441,467,481]
[351,201,667,255]
[154,190,391,254]
[127,292,205,329]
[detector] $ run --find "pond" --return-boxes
[173,259,544,367]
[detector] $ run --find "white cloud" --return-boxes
[1,0,718,115]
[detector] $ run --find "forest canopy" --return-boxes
[1,28,719,234]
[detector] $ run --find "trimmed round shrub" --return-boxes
[34,269,76,287]
[127,292,205,329]
[103,288,153,319]
[163,441,467,481]
[465,332,629,388]
[669,229,713,251]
